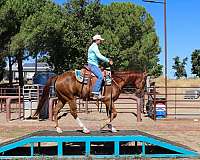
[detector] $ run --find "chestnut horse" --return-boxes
[34,70,147,133]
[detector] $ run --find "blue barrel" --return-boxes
[33,72,56,85]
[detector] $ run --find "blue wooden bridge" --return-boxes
[0,130,199,159]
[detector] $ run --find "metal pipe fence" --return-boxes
[0,86,23,121]
[1,85,200,121]
[147,86,200,120]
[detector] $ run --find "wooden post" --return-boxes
[18,86,21,119]
[6,98,11,121]
[136,96,141,122]
[153,85,157,120]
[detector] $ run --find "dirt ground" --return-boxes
[0,98,200,160]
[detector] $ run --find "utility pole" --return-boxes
[142,0,168,115]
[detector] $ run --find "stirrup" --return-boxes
[93,94,105,99]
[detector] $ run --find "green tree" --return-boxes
[191,49,200,77]
[1,0,163,79]
[94,3,162,75]
[172,56,187,79]
[0,57,6,81]
[22,0,96,73]
[61,0,101,70]
[0,0,47,86]
[18,1,66,73]
[61,1,161,75]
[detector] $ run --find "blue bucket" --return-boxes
[156,103,166,118]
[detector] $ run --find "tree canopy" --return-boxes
[0,0,163,84]
[0,57,6,81]
[191,49,200,77]
[172,56,187,79]
[0,0,49,85]
[97,3,162,75]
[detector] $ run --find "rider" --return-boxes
[87,34,113,99]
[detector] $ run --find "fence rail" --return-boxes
[0,85,200,121]
[147,86,200,120]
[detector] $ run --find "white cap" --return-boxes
[92,34,104,41]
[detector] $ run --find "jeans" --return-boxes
[88,64,103,94]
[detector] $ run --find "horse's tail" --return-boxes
[33,75,58,117]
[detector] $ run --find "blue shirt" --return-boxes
[87,43,109,66]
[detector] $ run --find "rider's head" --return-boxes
[92,34,104,45]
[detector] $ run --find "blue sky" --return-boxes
[54,0,200,78]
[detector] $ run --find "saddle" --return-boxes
[75,65,112,85]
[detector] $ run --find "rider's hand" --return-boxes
[109,59,113,65]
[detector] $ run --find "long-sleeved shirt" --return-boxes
[87,43,109,66]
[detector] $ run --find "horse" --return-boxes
[34,69,147,134]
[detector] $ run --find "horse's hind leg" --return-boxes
[68,99,90,134]
[53,100,64,133]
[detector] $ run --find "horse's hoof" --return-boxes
[111,127,117,133]
[83,128,90,134]
[108,124,117,133]
[56,127,63,133]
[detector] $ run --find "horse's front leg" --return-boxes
[69,99,90,134]
[108,103,117,132]
[53,101,64,133]
[101,102,117,132]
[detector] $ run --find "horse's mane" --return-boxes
[110,71,144,85]
[112,70,145,77]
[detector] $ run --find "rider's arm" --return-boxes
[94,45,109,63]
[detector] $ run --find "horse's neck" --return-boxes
[115,77,130,90]
[113,72,143,88]
[117,73,139,88]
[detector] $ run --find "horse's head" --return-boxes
[112,70,147,97]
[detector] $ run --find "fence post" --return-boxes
[153,85,156,120]
[175,87,177,119]
[18,86,21,119]
[6,98,11,121]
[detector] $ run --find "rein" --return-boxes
[111,75,126,92]
[112,78,122,92]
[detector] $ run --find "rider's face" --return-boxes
[96,39,101,45]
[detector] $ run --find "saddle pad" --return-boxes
[75,69,112,85]
[75,69,83,83]
[105,70,112,85]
